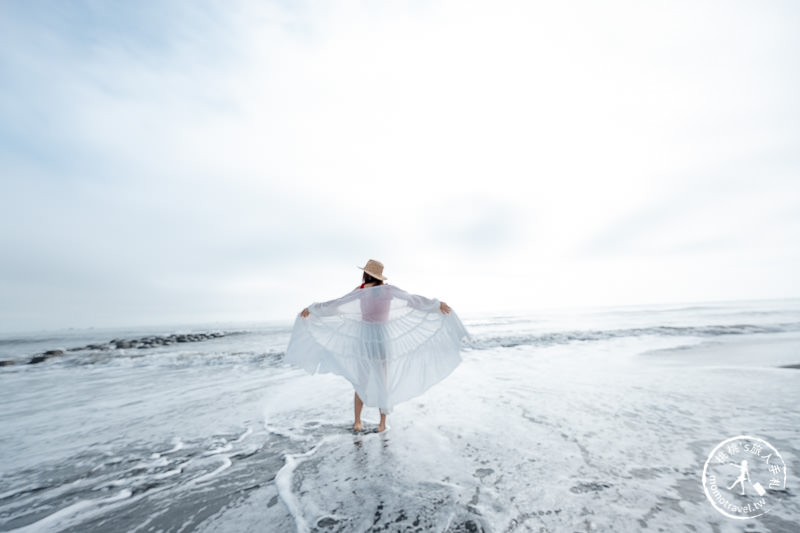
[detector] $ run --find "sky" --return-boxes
[1,0,799,332]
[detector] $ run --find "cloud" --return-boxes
[1,1,799,331]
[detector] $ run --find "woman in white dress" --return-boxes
[287,259,467,432]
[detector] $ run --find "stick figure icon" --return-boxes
[728,460,750,495]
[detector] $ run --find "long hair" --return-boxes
[362,272,384,285]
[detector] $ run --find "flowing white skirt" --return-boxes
[285,285,468,413]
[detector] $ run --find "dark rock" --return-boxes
[24,329,229,367]
[0,360,16,366]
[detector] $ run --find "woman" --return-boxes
[286,259,468,432]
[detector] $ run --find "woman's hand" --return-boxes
[439,302,451,314]
[300,308,310,318]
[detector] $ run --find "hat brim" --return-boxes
[357,266,387,281]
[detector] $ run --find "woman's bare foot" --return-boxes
[377,413,387,432]
[353,393,364,432]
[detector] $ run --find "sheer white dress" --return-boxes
[285,285,468,413]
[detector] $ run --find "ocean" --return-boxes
[1,299,799,532]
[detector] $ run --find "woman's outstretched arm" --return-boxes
[299,287,363,318]
[391,287,451,314]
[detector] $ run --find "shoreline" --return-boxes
[641,331,800,370]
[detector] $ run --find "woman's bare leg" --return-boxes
[378,412,387,433]
[353,392,364,431]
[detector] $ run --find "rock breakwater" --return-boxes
[0,332,227,366]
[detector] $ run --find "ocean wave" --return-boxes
[61,349,287,369]
[466,322,800,350]
[3,319,799,370]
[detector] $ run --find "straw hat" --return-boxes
[358,259,388,281]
